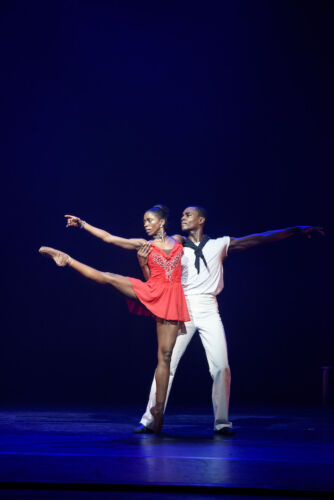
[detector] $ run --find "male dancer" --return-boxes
[135,207,324,435]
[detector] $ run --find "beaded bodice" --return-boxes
[148,242,183,284]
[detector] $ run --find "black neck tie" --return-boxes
[183,235,210,274]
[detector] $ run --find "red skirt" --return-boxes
[127,277,190,322]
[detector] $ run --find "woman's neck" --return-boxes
[153,231,166,243]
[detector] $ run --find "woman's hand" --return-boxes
[137,242,152,267]
[137,242,151,280]
[65,214,84,228]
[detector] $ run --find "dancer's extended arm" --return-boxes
[65,215,146,250]
[229,226,325,253]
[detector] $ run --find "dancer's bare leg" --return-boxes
[40,246,179,433]
[39,246,136,299]
[150,318,179,433]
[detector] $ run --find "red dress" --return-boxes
[127,241,190,322]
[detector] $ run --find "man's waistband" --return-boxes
[185,293,217,302]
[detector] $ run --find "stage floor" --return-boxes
[0,405,333,498]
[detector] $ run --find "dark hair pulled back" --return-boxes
[146,204,169,226]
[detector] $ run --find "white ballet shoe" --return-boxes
[39,246,72,267]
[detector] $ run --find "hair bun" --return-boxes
[152,204,169,218]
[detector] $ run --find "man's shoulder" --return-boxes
[208,236,230,245]
[206,237,230,259]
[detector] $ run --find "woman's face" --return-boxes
[143,211,164,237]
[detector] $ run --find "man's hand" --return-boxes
[299,226,325,239]
[137,242,152,267]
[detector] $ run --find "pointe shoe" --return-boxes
[150,403,164,434]
[39,246,72,267]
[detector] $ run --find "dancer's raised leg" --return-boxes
[39,246,137,299]
[150,318,179,434]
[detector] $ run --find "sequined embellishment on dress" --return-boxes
[152,251,182,282]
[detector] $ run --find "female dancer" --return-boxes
[39,205,189,434]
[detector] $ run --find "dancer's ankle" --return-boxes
[152,402,164,413]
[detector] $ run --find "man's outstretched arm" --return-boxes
[229,226,325,253]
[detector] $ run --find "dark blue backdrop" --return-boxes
[2,0,333,408]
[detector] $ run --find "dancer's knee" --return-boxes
[104,271,127,283]
[210,364,231,381]
[158,348,173,366]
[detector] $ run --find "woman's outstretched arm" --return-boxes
[65,215,147,250]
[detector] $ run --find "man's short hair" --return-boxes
[194,206,208,222]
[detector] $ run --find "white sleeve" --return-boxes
[217,236,230,260]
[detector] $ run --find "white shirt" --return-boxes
[181,237,230,296]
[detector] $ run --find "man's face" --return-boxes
[181,207,203,232]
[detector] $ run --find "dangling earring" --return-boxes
[155,225,166,241]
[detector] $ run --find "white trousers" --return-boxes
[140,294,232,430]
